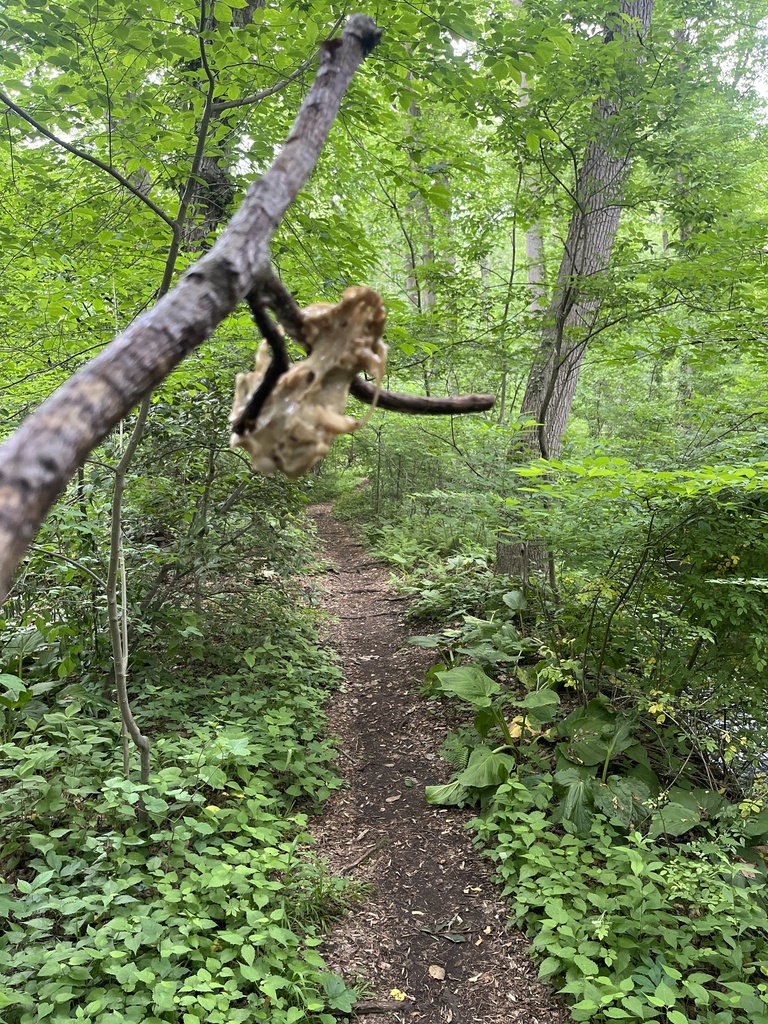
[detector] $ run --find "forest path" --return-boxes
[308,504,567,1024]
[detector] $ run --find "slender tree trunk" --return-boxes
[495,3,549,580]
[514,0,548,317]
[103,8,221,783]
[524,223,547,312]
[108,397,152,790]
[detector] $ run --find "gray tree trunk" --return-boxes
[497,0,653,583]
[519,0,655,459]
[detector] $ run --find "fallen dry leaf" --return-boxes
[385,794,401,803]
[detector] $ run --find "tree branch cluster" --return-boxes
[0,15,494,602]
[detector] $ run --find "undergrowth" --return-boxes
[0,584,358,1024]
[390,535,768,1024]
[474,779,768,1024]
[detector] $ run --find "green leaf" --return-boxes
[554,767,595,833]
[425,781,470,806]
[456,746,515,788]
[0,674,29,707]
[30,680,58,696]
[592,777,649,826]
[741,808,768,839]
[538,956,561,979]
[561,701,634,767]
[436,666,500,707]
[573,953,599,976]
[502,590,527,611]
[143,796,168,814]
[647,800,701,839]
[518,688,560,723]
[149,979,176,1012]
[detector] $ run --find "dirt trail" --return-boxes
[308,505,568,1024]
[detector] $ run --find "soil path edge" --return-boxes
[308,504,569,1024]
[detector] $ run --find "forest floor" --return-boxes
[308,504,568,1024]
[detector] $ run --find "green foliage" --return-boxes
[0,587,357,1024]
[5,0,768,1021]
[474,777,768,1024]
[398,556,514,619]
[417,585,768,1022]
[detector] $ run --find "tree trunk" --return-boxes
[497,0,653,583]
[519,0,655,459]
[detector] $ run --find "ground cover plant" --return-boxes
[0,578,360,1024]
[384,548,768,1024]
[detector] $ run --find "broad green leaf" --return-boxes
[538,956,561,979]
[436,666,500,707]
[502,590,527,611]
[456,746,515,788]
[648,800,701,839]
[152,980,177,1013]
[740,808,768,840]
[425,781,470,806]
[592,777,649,827]
[667,1012,691,1024]
[518,688,560,723]
[554,767,595,833]
[0,674,27,705]
[573,953,599,976]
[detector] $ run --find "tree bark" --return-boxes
[519,0,654,459]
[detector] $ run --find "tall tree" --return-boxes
[519,0,654,458]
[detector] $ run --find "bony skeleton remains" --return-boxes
[229,286,387,480]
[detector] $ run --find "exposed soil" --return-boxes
[308,504,569,1024]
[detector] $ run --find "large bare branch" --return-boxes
[0,14,382,601]
[211,16,345,112]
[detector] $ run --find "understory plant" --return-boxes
[408,564,768,1023]
[474,778,768,1024]
[0,587,358,1024]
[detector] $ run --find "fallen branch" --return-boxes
[339,838,389,874]
[353,1001,411,1015]
[0,15,381,601]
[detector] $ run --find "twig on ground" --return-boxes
[340,839,389,875]
[353,1001,412,1015]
